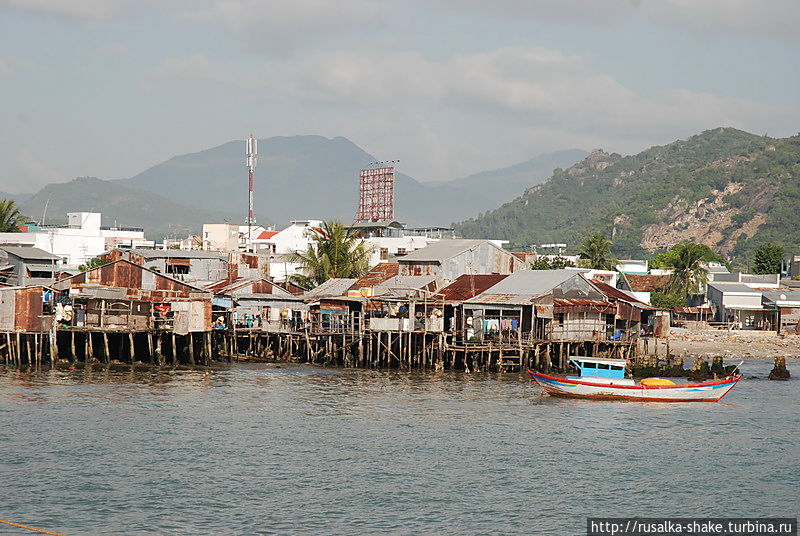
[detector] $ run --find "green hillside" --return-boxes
[455,128,800,265]
[20,177,238,239]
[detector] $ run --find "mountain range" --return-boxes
[17,136,584,237]
[455,127,800,265]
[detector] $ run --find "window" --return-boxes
[583,362,597,369]
[555,313,565,325]
[610,366,624,371]
[165,264,190,275]
[380,248,389,260]
[598,364,610,370]
[397,248,407,255]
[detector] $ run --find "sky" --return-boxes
[1,0,798,193]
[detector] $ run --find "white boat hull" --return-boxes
[528,371,741,402]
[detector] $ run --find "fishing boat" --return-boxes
[527,357,741,402]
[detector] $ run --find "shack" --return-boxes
[53,259,212,333]
[303,278,362,333]
[617,273,671,305]
[397,239,525,281]
[588,279,654,340]
[0,285,56,332]
[0,246,62,286]
[464,269,614,343]
[102,248,229,282]
[432,274,509,335]
[761,290,800,334]
[204,277,307,331]
[706,282,774,330]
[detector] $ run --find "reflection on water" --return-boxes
[1,359,798,535]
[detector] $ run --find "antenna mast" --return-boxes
[246,134,258,250]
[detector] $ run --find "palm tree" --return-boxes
[0,199,28,232]
[578,233,615,270]
[665,242,709,298]
[288,221,372,289]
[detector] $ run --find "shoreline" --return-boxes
[664,328,800,360]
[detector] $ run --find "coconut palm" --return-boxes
[578,233,615,270]
[666,242,709,298]
[289,221,372,289]
[0,199,28,232]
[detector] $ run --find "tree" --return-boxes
[752,243,784,274]
[78,257,108,272]
[578,233,615,270]
[0,199,29,232]
[288,221,372,289]
[664,242,710,298]
[650,291,686,309]
[651,242,727,269]
[530,255,575,270]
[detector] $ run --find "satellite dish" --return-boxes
[780,294,787,300]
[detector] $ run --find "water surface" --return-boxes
[1,360,798,535]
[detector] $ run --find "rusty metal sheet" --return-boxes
[14,286,44,332]
[434,274,508,302]
[534,304,553,319]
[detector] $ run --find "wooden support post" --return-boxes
[103,332,110,363]
[171,333,177,365]
[87,332,94,363]
[128,332,135,364]
[187,333,195,366]
[70,331,76,363]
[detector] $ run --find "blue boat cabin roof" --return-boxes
[570,357,628,379]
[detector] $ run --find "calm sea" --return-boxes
[1,359,798,535]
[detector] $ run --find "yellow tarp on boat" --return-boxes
[641,378,676,386]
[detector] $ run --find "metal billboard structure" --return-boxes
[356,166,395,222]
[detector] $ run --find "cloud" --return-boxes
[0,0,132,19]
[140,54,232,89]
[15,150,60,190]
[429,0,800,42]
[181,0,382,54]
[0,58,11,78]
[262,46,795,134]
[142,46,798,178]
[93,43,130,57]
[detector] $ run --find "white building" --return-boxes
[0,212,150,268]
[363,236,436,265]
[203,223,240,251]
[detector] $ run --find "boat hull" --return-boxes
[528,371,740,402]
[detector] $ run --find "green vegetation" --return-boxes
[751,243,784,274]
[20,177,239,240]
[289,221,372,289]
[0,199,29,232]
[664,242,711,298]
[455,128,800,264]
[578,234,615,270]
[650,291,686,309]
[651,242,726,270]
[78,257,109,272]
[530,255,575,270]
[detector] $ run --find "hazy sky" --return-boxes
[1,0,798,193]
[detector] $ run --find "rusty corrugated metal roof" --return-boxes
[434,274,508,302]
[589,278,653,309]
[349,263,399,290]
[624,274,671,292]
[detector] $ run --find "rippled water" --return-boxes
[1,359,798,535]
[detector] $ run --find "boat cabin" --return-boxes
[569,357,628,380]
